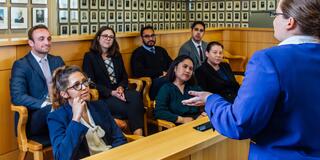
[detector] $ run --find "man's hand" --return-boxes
[181,91,212,106]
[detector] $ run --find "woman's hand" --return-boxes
[71,97,86,122]
[111,86,126,102]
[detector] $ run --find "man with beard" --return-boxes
[179,21,208,69]
[131,26,172,100]
[10,25,65,142]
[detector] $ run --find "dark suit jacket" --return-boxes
[82,51,128,99]
[178,39,208,69]
[47,100,127,160]
[195,62,240,102]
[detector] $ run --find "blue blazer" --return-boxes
[178,39,208,69]
[205,43,320,160]
[47,100,127,160]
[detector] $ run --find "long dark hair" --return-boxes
[89,26,120,57]
[166,55,196,85]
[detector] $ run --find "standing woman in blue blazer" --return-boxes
[82,26,144,136]
[47,65,126,160]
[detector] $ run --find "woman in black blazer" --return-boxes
[195,41,240,103]
[82,26,144,135]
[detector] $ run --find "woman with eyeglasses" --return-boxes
[47,65,127,160]
[82,26,144,136]
[154,55,206,124]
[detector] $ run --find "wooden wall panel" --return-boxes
[0,46,16,70]
[51,41,91,61]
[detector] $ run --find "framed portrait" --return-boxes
[218,12,224,22]
[146,23,152,27]
[132,11,138,22]
[59,0,68,9]
[164,12,169,21]
[117,0,123,10]
[203,12,209,21]
[70,25,79,35]
[182,12,186,21]
[32,8,48,26]
[226,12,232,22]
[11,0,28,3]
[100,23,108,28]
[117,23,123,32]
[159,23,164,30]
[170,23,175,30]
[159,12,164,21]
[153,12,158,21]
[159,1,164,10]
[90,24,98,34]
[226,23,232,27]
[108,23,115,30]
[176,12,180,21]
[242,1,249,11]
[70,0,78,9]
[176,2,181,11]
[100,0,107,9]
[91,0,98,9]
[218,23,224,27]
[146,12,152,22]
[226,1,233,11]
[132,23,138,32]
[241,12,249,22]
[116,11,123,22]
[139,23,145,30]
[165,23,169,30]
[196,2,202,11]
[203,2,209,11]
[0,7,8,29]
[100,11,107,22]
[234,1,241,11]
[60,25,69,35]
[70,10,79,23]
[259,0,267,10]
[170,2,175,11]
[152,23,158,30]
[11,7,27,29]
[124,0,130,10]
[81,25,89,34]
[170,12,175,21]
[211,2,217,11]
[181,2,186,11]
[153,1,158,11]
[268,0,276,10]
[80,0,89,9]
[32,0,47,4]
[181,22,186,29]
[124,11,131,22]
[196,12,202,21]
[132,0,138,10]
[108,0,115,10]
[210,23,217,28]
[251,1,258,11]
[218,1,225,11]
[59,10,68,23]
[139,0,145,10]
[146,0,152,11]
[233,12,240,22]
[210,12,217,21]
[241,23,249,27]
[80,11,89,23]
[177,22,182,29]
[125,23,131,32]
[139,12,145,22]
[90,11,98,23]
[165,1,171,11]
[233,23,240,28]
[189,12,195,21]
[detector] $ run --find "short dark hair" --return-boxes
[166,55,196,85]
[191,21,206,31]
[206,41,224,52]
[140,25,154,37]
[28,24,49,41]
[89,26,120,57]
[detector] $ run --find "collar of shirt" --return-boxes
[192,39,202,48]
[278,35,320,46]
[142,45,156,54]
[31,51,48,64]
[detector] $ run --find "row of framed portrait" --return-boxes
[190,11,249,22]
[0,7,47,29]
[0,0,47,4]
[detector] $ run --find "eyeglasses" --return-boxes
[100,34,115,40]
[67,79,92,91]
[269,11,286,18]
[142,34,156,39]
[194,28,204,32]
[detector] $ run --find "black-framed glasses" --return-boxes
[142,34,156,39]
[269,11,286,18]
[67,78,93,91]
[100,34,115,40]
[194,27,204,32]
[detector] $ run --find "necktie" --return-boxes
[40,58,52,93]
[198,45,204,62]
[150,47,155,54]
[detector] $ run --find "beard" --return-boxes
[143,40,155,47]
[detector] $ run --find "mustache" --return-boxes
[147,40,155,43]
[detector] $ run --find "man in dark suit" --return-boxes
[178,21,208,69]
[131,26,172,100]
[10,25,65,138]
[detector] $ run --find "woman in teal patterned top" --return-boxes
[154,55,206,124]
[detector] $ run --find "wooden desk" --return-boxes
[84,117,249,160]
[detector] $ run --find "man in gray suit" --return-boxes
[178,21,208,69]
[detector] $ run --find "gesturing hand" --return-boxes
[181,91,212,106]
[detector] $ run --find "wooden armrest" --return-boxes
[123,133,143,142]
[11,104,28,151]
[90,89,99,101]
[224,51,246,60]
[235,75,244,85]
[136,77,153,108]
[157,119,176,129]
[224,51,247,72]
[128,78,143,92]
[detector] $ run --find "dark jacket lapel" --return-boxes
[26,52,46,82]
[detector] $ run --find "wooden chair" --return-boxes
[138,77,176,135]
[223,58,245,85]
[223,50,247,72]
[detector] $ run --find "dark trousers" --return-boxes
[102,89,144,132]
[149,77,169,100]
